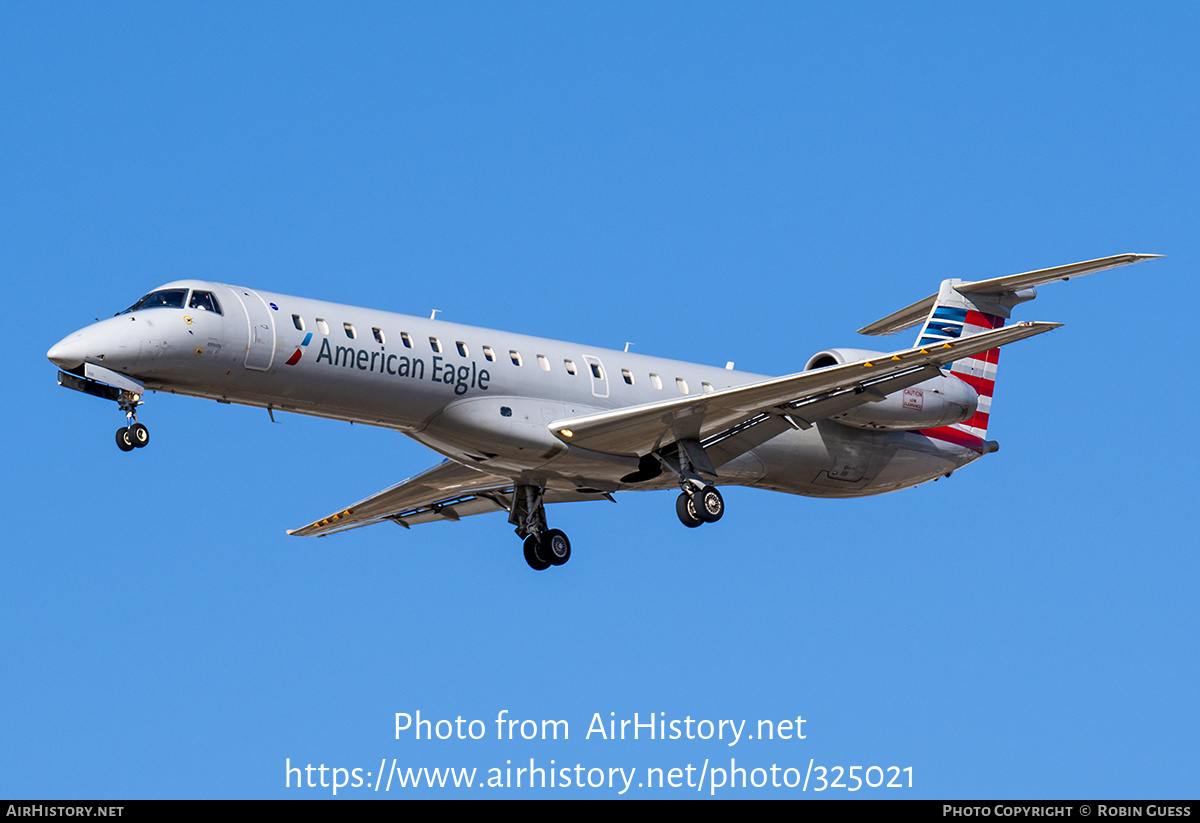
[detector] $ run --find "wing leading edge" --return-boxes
[288,460,612,538]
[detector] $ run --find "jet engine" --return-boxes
[804,348,978,430]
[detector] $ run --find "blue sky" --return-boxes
[3,2,1197,798]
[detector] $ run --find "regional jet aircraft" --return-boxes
[47,254,1159,570]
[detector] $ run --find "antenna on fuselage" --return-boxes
[430,309,441,320]
[624,342,633,352]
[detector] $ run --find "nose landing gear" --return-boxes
[114,390,150,452]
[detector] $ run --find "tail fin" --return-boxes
[913,281,1021,439]
[857,254,1163,439]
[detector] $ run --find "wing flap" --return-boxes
[548,321,1059,457]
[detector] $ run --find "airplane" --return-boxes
[47,253,1159,570]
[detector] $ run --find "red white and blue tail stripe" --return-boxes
[912,280,1011,450]
[914,298,1003,440]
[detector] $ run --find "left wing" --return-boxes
[547,321,1057,457]
[287,459,611,537]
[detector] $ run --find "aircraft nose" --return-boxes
[47,319,135,370]
[47,332,89,369]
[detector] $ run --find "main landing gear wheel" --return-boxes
[543,529,571,566]
[696,485,724,523]
[676,492,703,528]
[115,427,135,452]
[512,484,573,571]
[523,535,551,571]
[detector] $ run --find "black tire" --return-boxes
[697,485,724,523]
[129,423,150,448]
[523,535,551,571]
[676,492,703,528]
[543,529,571,566]
[115,427,135,452]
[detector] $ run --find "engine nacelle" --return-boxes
[804,348,978,431]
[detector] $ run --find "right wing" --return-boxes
[287,460,611,537]
[546,321,1059,458]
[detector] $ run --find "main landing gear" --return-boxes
[511,484,572,571]
[651,440,726,529]
[114,390,150,452]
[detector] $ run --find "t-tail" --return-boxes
[857,253,1163,443]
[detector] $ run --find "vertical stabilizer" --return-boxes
[914,280,1035,439]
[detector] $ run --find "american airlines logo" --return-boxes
[285,332,313,365]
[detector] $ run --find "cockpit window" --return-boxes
[188,290,222,315]
[120,288,188,314]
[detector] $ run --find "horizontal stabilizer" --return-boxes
[858,253,1161,336]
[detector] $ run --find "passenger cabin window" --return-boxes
[401,332,413,348]
[590,363,604,380]
[702,382,715,393]
[621,369,634,385]
[482,346,496,362]
[292,314,305,331]
[373,327,385,344]
[344,323,357,339]
[316,318,330,335]
[429,337,442,353]
[676,378,689,394]
[510,350,522,366]
[564,359,577,375]
[189,291,222,315]
[456,341,468,357]
[650,373,663,390]
[120,288,188,314]
[537,354,550,371]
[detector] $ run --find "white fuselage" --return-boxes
[48,280,983,501]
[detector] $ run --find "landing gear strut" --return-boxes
[114,390,149,452]
[510,484,572,571]
[653,441,726,529]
